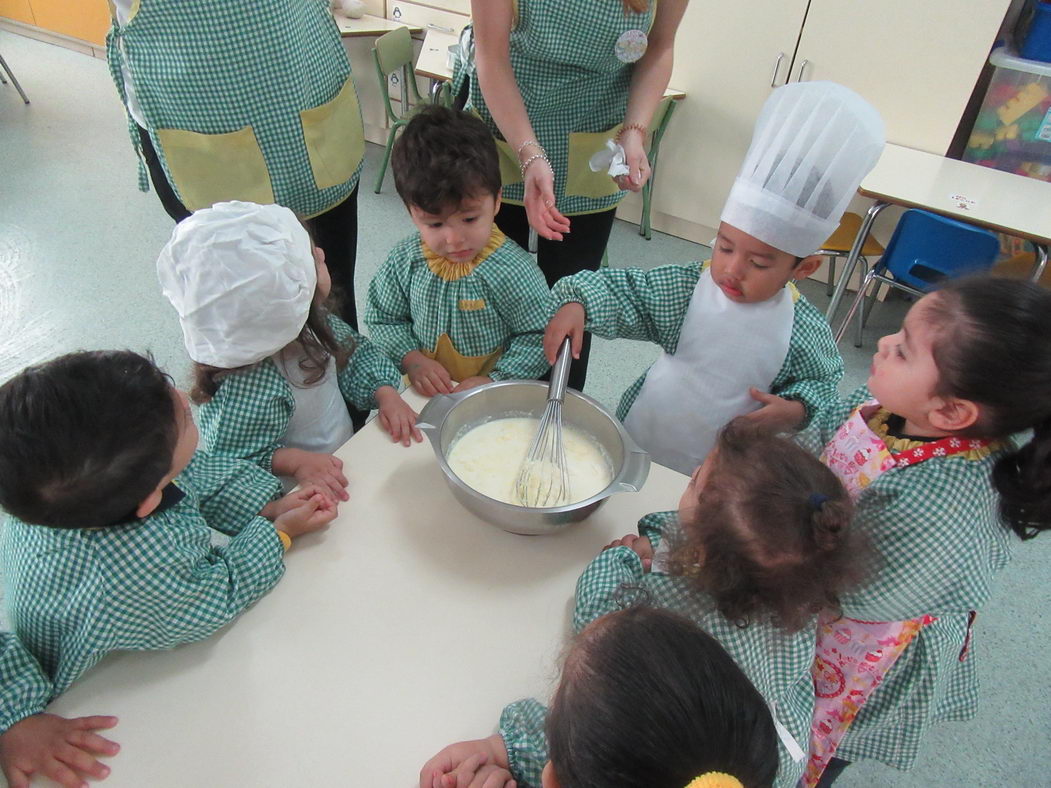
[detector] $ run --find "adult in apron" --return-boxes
[105,0,366,330]
[463,0,688,390]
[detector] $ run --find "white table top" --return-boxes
[334,13,421,37]
[44,391,685,787]
[860,144,1051,244]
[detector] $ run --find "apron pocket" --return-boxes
[300,75,365,190]
[495,138,523,187]
[155,124,274,211]
[566,127,624,200]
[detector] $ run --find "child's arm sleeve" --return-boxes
[197,369,292,474]
[0,633,52,733]
[498,698,550,788]
[487,260,553,381]
[181,453,282,536]
[770,298,844,428]
[572,547,647,634]
[363,252,422,367]
[328,315,403,410]
[551,263,700,351]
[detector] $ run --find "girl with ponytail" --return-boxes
[793,276,1051,785]
[420,421,863,788]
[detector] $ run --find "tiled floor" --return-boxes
[2,30,1049,787]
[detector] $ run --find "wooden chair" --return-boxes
[817,211,885,296]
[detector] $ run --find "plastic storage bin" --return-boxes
[1017,0,1051,63]
[963,47,1051,182]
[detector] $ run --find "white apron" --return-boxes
[623,269,794,474]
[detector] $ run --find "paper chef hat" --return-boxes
[157,201,317,368]
[721,81,885,258]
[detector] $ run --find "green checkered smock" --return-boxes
[198,314,400,472]
[106,0,363,217]
[463,0,655,215]
[0,453,284,698]
[364,230,552,381]
[499,511,811,788]
[552,261,843,424]
[0,633,52,733]
[796,386,1015,770]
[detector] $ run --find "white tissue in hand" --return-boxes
[589,140,630,178]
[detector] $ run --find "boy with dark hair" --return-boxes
[365,105,552,395]
[0,351,337,712]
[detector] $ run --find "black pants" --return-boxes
[137,126,361,330]
[815,758,851,787]
[494,202,615,392]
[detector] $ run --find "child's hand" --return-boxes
[451,376,492,393]
[442,763,517,788]
[543,303,586,364]
[287,449,350,502]
[0,713,119,788]
[375,386,424,446]
[744,388,807,433]
[259,485,337,521]
[603,533,653,571]
[404,351,455,397]
[272,490,338,539]
[419,736,509,788]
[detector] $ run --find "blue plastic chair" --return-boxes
[835,209,1001,347]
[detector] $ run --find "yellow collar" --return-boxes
[867,407,998,460]
[422,226,506,282]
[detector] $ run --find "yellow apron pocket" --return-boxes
[458,299,486,311]
[495,138,523,187]
[300,76,365,190]
[565,127,624,200]
[155,125,274,212]
[425,334,502,381]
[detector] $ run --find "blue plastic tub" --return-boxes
[1018,0,1051,63]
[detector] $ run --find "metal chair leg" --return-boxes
[0,53,30,104]
[825,255,836,296]
[373,121,402,194]
[834,269,877,345]
[826,201,890,322]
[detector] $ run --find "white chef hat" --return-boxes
[157,200,317,368]
[721,81,885,258]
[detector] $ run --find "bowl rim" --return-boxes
[418,380,647,513]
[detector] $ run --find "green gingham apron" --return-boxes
[463,0,656,216]
[106,0,364,217]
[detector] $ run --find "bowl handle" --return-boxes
[615,448,651,493]
[416,391,474,437]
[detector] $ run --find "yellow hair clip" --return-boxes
[685,773,744,788]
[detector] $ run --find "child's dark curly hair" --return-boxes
[668,419,867,632]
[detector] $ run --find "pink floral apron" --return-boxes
[805,401,989,786]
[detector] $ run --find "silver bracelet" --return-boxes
[520,152,551,177]
[516,139,545,157]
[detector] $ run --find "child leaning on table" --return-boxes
[0,632,118,788]
[0,351,336,713]
[544,81,885,475]
[421,607,780,788]
[423,421,865,788]
[789,277,1051,787]
[157,201,421,503]
[365,104,552,396]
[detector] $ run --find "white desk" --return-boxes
[825,144,1051,326]
[44,391,685,787]
[334,12,421,37]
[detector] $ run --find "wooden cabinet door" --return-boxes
[791,0,1010,154]
[649,0,810,236]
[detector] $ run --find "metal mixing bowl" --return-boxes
[417,380,650,535]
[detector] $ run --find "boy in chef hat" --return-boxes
[544,81,885,474]
[158,201,421,502]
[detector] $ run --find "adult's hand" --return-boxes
[614,132,651,192]
[522,161,571,241]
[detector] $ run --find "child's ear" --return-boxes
[793,254,824,280]
[493,192,502,214]
[541,761,560,788]
[929,396,980,433]
[135,487,165,519]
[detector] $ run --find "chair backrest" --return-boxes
[878,209,1001,291]
[372,27,423,122]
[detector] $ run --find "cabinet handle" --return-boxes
[769,52,785,87]
[795,58,810,82]
[426,22,456,33]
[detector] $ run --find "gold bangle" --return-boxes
[616,122,647,142]
[516,139,545,158]
[276,530,292,552]
[520,152,550,177]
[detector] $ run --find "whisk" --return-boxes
[514,338,573,508]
